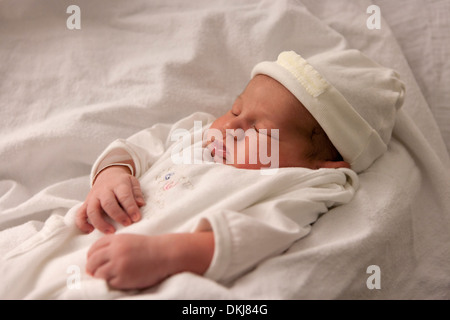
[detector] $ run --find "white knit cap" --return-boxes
[251,50,405,173]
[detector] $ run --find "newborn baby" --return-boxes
[76,72,351,290]
[0,49,404,298]
[75,50,404,290]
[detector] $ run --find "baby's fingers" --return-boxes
[88,197,117,234]
[87,234,113,258]
[75,203,94,233]
[130,176,146,208]
[86,242,111,278]
[114,183,141,223]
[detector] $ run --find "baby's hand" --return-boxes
[86,232,214,290]
[86,234,172,290]
[76,166,146,234]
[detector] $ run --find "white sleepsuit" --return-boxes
[89,112,358,282]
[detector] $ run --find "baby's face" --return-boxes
[206,74,324,170]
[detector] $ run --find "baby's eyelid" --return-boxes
[253,125,272,136]
[231,108,240,116]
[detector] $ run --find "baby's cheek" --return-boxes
[229,133,264,168]
[255,134,276,168]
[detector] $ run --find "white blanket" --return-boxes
[1,0,449,299]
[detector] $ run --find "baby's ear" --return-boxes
[320,160,351,169]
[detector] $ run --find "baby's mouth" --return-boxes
[207,138,227,160]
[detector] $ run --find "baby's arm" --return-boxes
[75,161,146,234]
[76,112,216,234]
[86,231,214,290]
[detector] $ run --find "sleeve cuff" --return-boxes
[193,213,232,282]
[90,163,135,187]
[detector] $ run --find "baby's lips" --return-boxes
[210,139,227,159]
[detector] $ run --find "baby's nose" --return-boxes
[226,128,245,141]
[224,116,249,131]
[223,119,246,139]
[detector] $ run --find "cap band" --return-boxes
[276,51,329,98]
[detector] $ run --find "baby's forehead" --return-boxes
[238,74,319,129]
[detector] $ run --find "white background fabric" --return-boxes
[0,0,449,299]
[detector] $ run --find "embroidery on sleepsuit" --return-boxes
[153,167,193,209]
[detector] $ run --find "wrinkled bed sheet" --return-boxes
[0,0,449,299]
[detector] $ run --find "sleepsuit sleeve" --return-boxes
[196,168,358,283]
